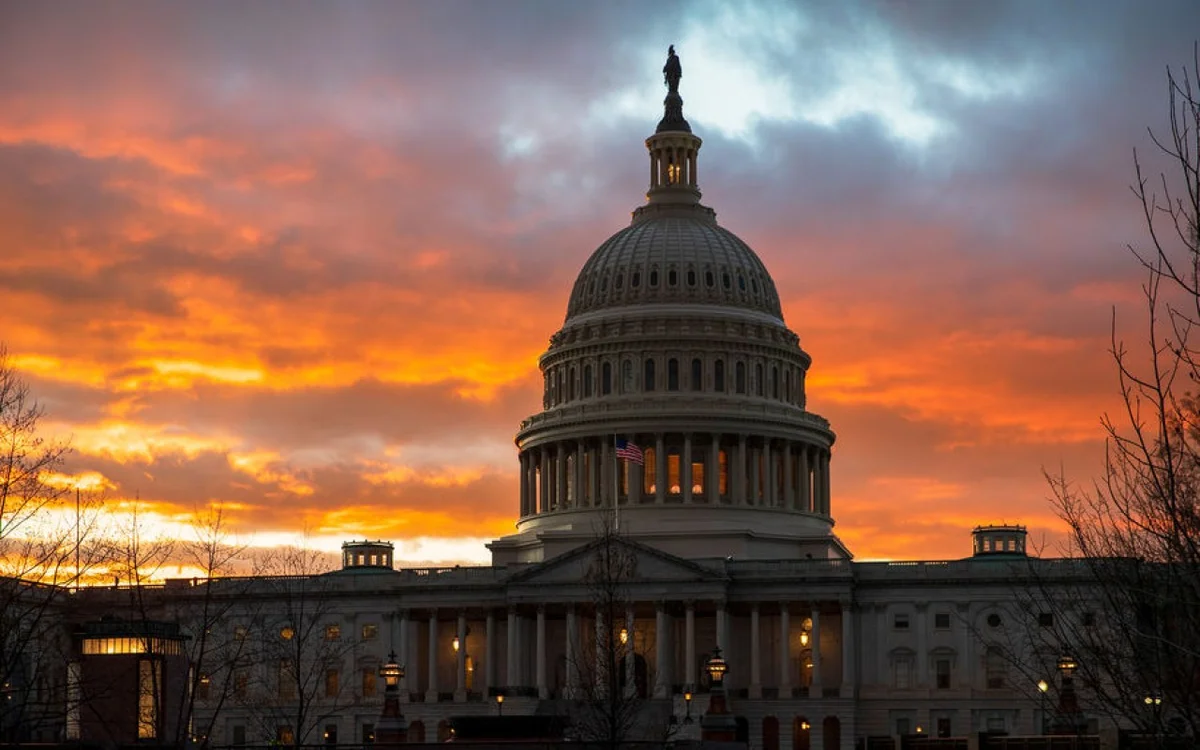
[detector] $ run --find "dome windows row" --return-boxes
[571,260,779,316]
[541,354,806,409]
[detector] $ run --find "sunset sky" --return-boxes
[2,1,1197,566]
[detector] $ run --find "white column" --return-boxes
[821,450,832,514]
[455,611,467,701]
[399,610,410,697]
[766,440,777,507]
[708,435,720,504]
[654,602,669,698]
[556,444,568,511]
[536,605,547,698]
[625,606,636,697]
[716,600,727,652]
[682,434,693,503]
[519,453,529,515]
[685,601,696,688]
[506,607,518,688]
[783,442,794,510]
[810,608,822,696]
[841,600,855,696]
[749,604,762,698]
[485,610,496,694]
[426,610,439,702]
[780,603,792,695]
[736,435,747,505]
[749,442,760,506]
[917,602,929,687]
[565,605,579,698]
[575,440,586,508]
[799,446,811,512]
[539,449,549,513]
[655,434,666,503]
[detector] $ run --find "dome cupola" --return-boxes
[492,48,844,566]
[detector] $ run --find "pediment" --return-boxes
[505,536,727,588]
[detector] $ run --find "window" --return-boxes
[896,718,911,736]
[986,717,1006,733]
[324,724,338,747]
[893,613,910,630]
[1081,611,1096,627]
[232,725,246,746]
[738,274,746,291]
[935,659,951,689]
[601,362,612,395]
[1038,612,1054,627]
[277,727,295,745]
[735,361,746,394]
[325,668,340,698]
[772,365,779,398]
[362,623,378,640]
[985,647,1006,688]
[197,674,211,700]
[644,447,657,494]
[621,360,634,393]
[935,613,951,630]
[986,613,1002,628]
[234,625,248,641]
[644,359,656,391]
[568,367,576,400]
[362,724,376,744]
[722,272,731,289]
[649,268,659,287]
[632,271,641,288]
[234,670,248,699]
[894,655,913,688]
[615,272,624,289]
[279,660,296,699]
[325,624,341,641]
[583,364,593,397]
[667,358,679,391]
[936,718,951,738]
[715,360,725,391]
[755,363,764,396]
[705,270,715,288]
[691,358,702,391]
[362,667,377,697]
[668,269,678,286]
[687,269,696,286]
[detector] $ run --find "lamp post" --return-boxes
[496,693,505,716]
[1144,694,1162,737]
[700,646,737,742]
[1052,656,1084,735]
[683,690,693,724]
[1037,679,1049,734]
[376,651,407,746]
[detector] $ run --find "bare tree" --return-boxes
[566,521,675,749]
[0,346,104,740]
[1028,46,1200,745]
[240,542,361,746]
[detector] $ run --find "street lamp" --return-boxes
[1038,679,1050,734]
[379,652,404,689]
[706,646,728,686]
[683,690,693,724]
[496,693,504,716]
[700,647,736,743]
[376,651,407,744]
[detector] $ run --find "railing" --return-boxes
[518,396,832,432]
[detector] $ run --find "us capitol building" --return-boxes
[60,52,1095,749]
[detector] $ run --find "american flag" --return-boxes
[615,438,644,465]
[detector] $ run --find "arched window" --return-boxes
[667,359,679,391]
[583,365,593,397]
[772,365,779,399]
[735,361,746,394]
[763,716,780,750]
[705,270,715,288]
[687,269,697,286]
[569,367,577,401]
[668,269,678,286]
[715,360,726,391]
[722,273,731,289]
[738,274,746,291]
[691,358,703,391]
[632,271,641,288]
[784,369,791,402]
[755,363,764,396]
[622,360,634,393]
[601,362,612,395]
[615,273,624,289]
[644,447,657,494]
[644,359,656,392]
[649,268,659,287]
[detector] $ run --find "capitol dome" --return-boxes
[491,49,844,566]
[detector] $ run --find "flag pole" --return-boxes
[613,435,620,532]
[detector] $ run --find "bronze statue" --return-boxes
[663,44,682,93]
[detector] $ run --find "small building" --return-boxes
[70,618,190,744]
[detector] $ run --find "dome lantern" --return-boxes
[645,45,703,208]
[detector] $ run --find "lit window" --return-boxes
[234,625,248,641]
[325,624,341,641]
[138,659,161,738]
[325,668,339,698]
[197,674,211,700]
[279,661,296,699]
[362,623,379,640]
[280,626,295,640]
[362,667,377,698]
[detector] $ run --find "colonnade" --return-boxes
[389,599,853,703]
[518,435,831,517]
